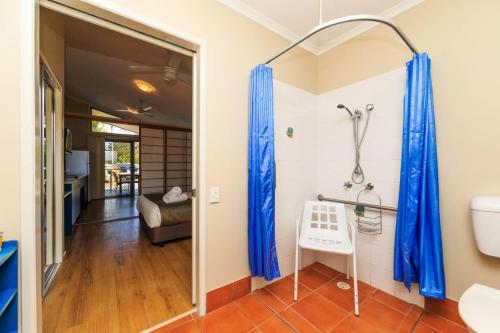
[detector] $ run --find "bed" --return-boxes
[137,193,192,245]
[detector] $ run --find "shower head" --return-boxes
[366,104,374,112]
[337,104,353,116]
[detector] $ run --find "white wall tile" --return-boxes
[273,80,319,283]
[272,70,423,307]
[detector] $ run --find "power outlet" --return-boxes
[210,186,220,203]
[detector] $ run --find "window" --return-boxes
[91,109,139,135]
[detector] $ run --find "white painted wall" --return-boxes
[270,69,424,306]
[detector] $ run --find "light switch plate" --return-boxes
[210,186,220,203]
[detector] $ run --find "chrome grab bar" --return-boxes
[317,194,398,213]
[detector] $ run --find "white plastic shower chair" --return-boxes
[294,201,359,316]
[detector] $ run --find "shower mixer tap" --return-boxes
[343,181,353,189]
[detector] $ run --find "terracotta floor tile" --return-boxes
[291,292,348,333]
[358,298,406,333]
[420,312,467,333]
[407,306,424,320]
[197,303,254,333]
[308,262,342,279]
[254,289,287,312]
[259,316,295,333]
[266,277,312,305]
[293,266,332,290]
[317,280,368,312]
[331,314,383,333]
[413,322,440,333]
[168,321,201,333]
[335,275,376,296]
[397,312,421,333]
[425,298,466,327]
[371,290,413,314]
[236,294,274,325]
[152,316,193,332]
[279,308,321,333]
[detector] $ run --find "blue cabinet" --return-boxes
[0,241,18,332]
[64,175,88,235]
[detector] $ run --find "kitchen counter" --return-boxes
[64,174,87,185]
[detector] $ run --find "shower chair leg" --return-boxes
[352,253,359,316]
[351,224,359,316]
[346,256,350,280]
[298,247,302,270]
[294,217,300,302]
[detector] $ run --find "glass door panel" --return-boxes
[104,141,139,197]
[41,65,57,296]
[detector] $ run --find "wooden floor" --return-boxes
[76,196,139,225]
[43,218,193,332]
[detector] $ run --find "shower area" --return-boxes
[248,7,444,315]
[269,67,424,306]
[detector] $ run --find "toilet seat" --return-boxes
[459,284,500,333]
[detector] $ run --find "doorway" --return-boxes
[23,1,207,331]
[104,140,139,198]
[36,3,204,332]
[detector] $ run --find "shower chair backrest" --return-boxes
[301,201,349,244]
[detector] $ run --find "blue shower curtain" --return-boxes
[248,64,281,280]
[394,53,445,299]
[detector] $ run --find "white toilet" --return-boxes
[458,196,500,332]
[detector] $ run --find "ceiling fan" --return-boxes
[129,51,191,85]
[116,100,153,116]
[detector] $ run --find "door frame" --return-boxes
[21,0,208,331]
[39,61,62,298]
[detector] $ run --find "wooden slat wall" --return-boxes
[166,130,192,193]
[140,126,192,195]
[140,127,165,194]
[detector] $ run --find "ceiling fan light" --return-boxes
[133,79,157,94]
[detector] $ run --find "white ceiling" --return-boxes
[62,12,193,128]
[218,0,422,54]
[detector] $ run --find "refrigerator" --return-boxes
[65,150,89,176]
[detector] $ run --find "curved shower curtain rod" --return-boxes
[264,14,418,64]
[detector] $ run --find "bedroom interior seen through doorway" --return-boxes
[104,140,139,197]
[38,3,200,330]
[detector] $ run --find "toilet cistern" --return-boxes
[470,196,500,257]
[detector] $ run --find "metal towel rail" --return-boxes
[317,194,398,213]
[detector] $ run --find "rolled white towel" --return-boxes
[163,186,188,204]
[163,192,189,204]
[164,186,182,199]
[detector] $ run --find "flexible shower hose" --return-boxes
[351,110,370,184]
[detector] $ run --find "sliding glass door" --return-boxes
[104,140,139,197]
[41,65,57,296]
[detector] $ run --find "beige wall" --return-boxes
[318,0,500,300]
[0,1,22,240]
[40,7,65,88]
[65,97,90,150]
